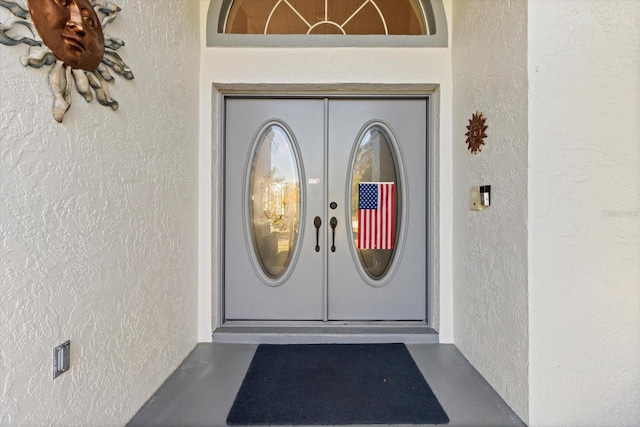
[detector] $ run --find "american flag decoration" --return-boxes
[358,182,395,250]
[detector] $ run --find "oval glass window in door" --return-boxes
[350,125,401,280]
[248,124,302,280]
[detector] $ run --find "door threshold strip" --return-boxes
[212,326,439,344]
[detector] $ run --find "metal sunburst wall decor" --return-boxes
[465,112,488,154]
[0,0,134,122]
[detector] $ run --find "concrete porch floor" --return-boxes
[128,343,526,427]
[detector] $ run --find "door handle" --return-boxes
[313,216,322,252]
[330,217,337,252]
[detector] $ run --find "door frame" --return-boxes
[213,84,440,329]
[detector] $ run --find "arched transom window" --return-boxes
[224,0,431,35]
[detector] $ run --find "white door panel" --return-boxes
[327,99,427,320]
[225,98,325,320]
[224,97,427,322]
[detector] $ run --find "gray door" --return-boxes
[224,98,427,321]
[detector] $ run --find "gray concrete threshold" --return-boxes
[128,343,527,427]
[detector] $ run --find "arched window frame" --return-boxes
[206,0,448,47]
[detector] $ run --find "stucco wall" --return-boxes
[528,1,640,425]
[198,0,455,343]
[0,1,200,424]
[451,0,529,421]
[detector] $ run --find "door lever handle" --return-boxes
[329,217,337,252]
[313,216,322,252]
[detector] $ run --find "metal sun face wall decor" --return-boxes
[0,0,133,122]
[465,111,488,154]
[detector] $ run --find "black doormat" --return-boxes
[226,343,449,425]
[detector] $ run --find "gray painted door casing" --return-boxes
[224,98,427,321]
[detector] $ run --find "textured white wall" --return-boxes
[198,1,455,342]
[451,0,529,421]
[0,1,200,424]
[528,1,640,425]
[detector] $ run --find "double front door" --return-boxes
[224,98,427,321]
